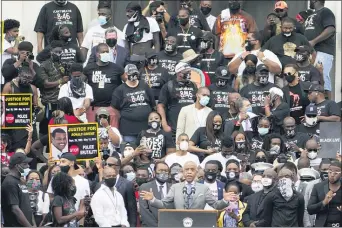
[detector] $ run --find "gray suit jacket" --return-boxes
[149,182,228,210]
[139,180,171,227]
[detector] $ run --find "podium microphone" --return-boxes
[191,187,196,195]
[182,187,188,209]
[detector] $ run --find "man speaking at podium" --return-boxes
[140,161,236,210]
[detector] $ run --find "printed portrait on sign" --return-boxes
[50,126,68,160]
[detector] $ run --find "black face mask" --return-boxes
[60,35,72,42]
[320,171,328,181]
[51,53,61,62]
[245,65,256,75]
[148,57,158,66]
[213,124,222,131]
[200,6,212,16]
[60,165,70,173]
[104,177,116,188]
[128,73,139,82]
[155,12,164,23]
[179,17,189,26]
[285,74,296,83]
[228,2,241,11]
[148,121,161,130]
[217,79,228,87]
[245,41,254,52]
[257,75,268,85]
[136,177,148,186]
[106,38,117,48]
[165,43,177,54]
[255,156,267,163]
[235,142,245,150]
[204,171,217,182]
[226,171,239,180]
[55,0,67,6]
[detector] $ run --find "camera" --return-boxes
[101,148,110,160]
[277,153,288,163]
[61,61,74,76]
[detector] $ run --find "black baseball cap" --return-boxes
[60,152,79,170]
[9,153,33,168]
[295,45,311,53]
[307,84,325,93]
[305,104,318,116]
[150,1,164,9]
[256,64,269,74]
[145,51,158,59]
[216,66,231,79]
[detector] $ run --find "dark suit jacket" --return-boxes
[139,180,171,227]
[88,45,129,68]
[95,176,137,227]
[307,180,332,227]
[198,180,225,200]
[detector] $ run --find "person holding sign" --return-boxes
[50,127,68,160]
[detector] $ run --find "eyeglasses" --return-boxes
[275,9,284,13]
[328,170,341,175]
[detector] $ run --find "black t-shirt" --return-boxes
[282,132,310,152]
[240,83,276,116]
[296,123,320,139]
[271,102,291,134]
[84,62,124,107]
[139,66,171,100]
[111,82,155,136]
[190,127,223,150]
[262,33,311,67]
[1,175,33,227]
[326,187,341,224]
[36,42,83,64]
[208,83,235,118]
[288,83,308,125]
[158,80,198,132]
[316,99,340,117]
[169,9,210,31]
[52,196,77,227]
[157,51,183,77]
[200,51,225,83]
[297,64,322,84]
[251,135,266,150]
[34,2,83,47]
[136,129,175,159]
[304,7,336,55]
[166,26,203,54]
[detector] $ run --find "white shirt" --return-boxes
[36,190,50,215]
[200,153,240,176]
[98,127,123,149]
[204,181,218,210]
[155,180,167,198]
[51,144,69,161]
[123,17,160,43]
[90,184,129,227]
[1,39,12,84]
[58,82,94,122]
[47,175,90,210]
[229,49,282,83]
[81,25,125,65]
[165,152,200,168]
[206,14,217,31]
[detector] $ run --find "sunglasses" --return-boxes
[275,9,284,13]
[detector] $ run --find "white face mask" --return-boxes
[100,52,110,63]
[251,182,263,192]
[278,178,294,200]
[126,172,136,181]
[307,151,318,159]
[283,32,292,37]
[261,177,272,187]
[128,11,138,22]
[305,115,318,126]
[179,141,189,151]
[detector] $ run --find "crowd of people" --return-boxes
[1,0,341,227]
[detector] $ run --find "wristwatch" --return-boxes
[261,56,267,62]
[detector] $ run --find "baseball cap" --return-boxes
[295,45,311,53]
[256,64,269,74]
[298,168,320,180]
[175,62,191,73]
[305,104,318,116]
[9,153,33,168]
[251,162,274,173]
[275,1,288,10]
[216,66,230,79]
[96,107,109,117]
[60,152,79,170]
[307,84,325,93]
[124,64,139,75]
[150,1,164,9]
[145,51,158,59]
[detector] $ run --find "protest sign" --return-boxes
[1,94,32,129]
[319,122,341,158]
[49,123,99,161]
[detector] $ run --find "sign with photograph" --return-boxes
[1,94,32,129]
[48,123,99,161]
[319,122,341,158]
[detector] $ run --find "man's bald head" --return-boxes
[283,116,295,126]
[306,138,319,150]
[298,157,310,170]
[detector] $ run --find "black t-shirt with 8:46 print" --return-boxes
[111,81,155,136]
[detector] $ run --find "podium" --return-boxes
[158,209,218,227]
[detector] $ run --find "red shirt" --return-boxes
[135,191,141,227]
[48,114,80,125]
[1,152,14,166]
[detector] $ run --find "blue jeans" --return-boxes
[314,51,334,91]
[123,135,137,144]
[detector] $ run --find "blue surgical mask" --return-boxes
[18,165,31,178]
[98,16,108,26]
[258,127,269,136]
[126,172,136,181]
[199,96,210,106]
[100,52,110,63]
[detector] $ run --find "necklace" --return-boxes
[180,26,190,42]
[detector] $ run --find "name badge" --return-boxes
[98,81,105,89]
